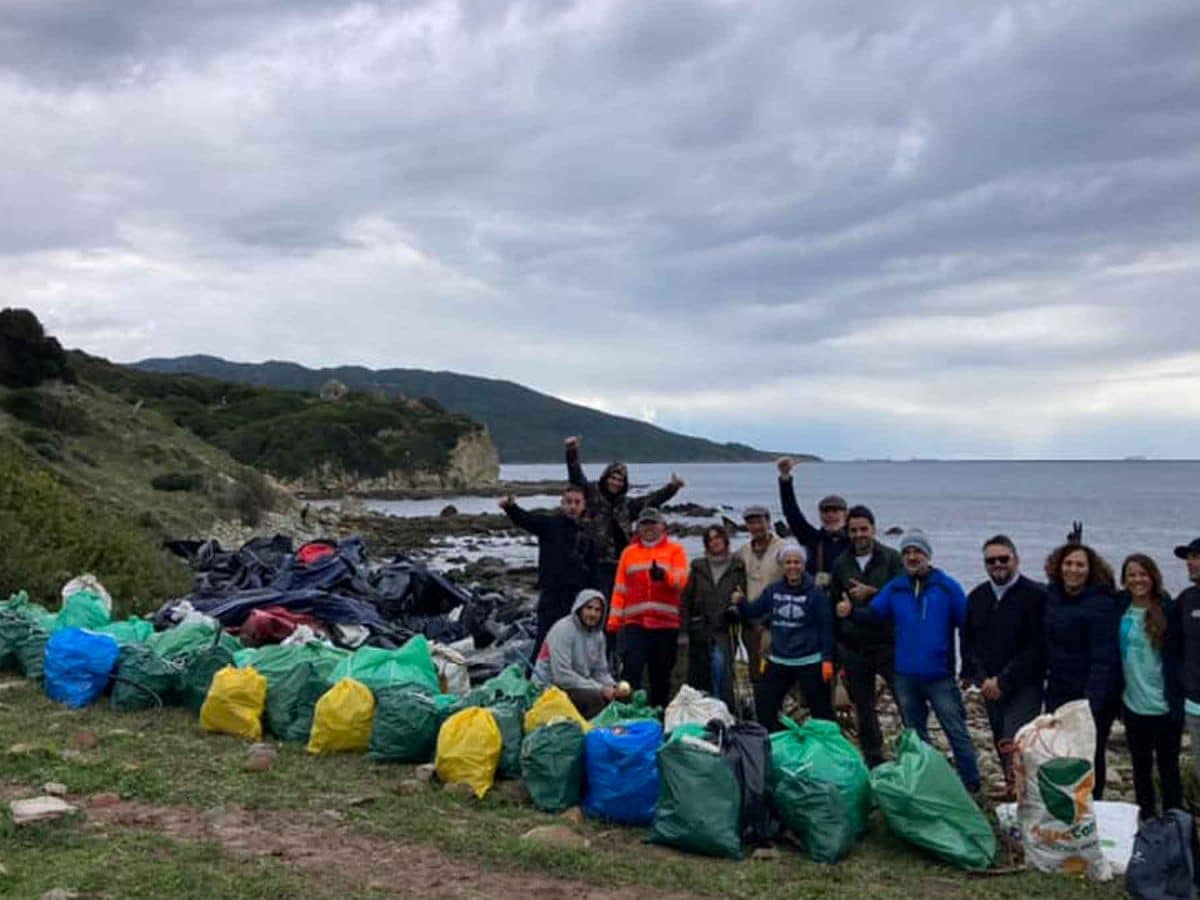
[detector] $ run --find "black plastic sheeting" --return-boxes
[159,536,536,681]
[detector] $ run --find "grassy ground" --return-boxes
[0,677,1126,900]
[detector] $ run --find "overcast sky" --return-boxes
[2,1,1198,459]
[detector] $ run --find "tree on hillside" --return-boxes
[0,308,73,388]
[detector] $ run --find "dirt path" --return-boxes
[83,797,691,899]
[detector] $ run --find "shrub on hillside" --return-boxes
[1,388,91,435]
[0,309,73,388]
[150,471,203,492]
[0,437,192,612]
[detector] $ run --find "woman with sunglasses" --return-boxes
[1043,541,1122,799]
[1116,553,1183,820]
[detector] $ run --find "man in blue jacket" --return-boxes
[837,529,981,793]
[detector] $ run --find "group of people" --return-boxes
[500,439,1200,821]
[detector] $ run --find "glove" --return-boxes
[649,561,666,582]
[821,661,834,684]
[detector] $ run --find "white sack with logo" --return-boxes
[1014,699,1112,881]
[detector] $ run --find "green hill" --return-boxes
[75,353,495,488]
[134,355,812,464]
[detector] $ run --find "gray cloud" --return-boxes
[2,0,1199,458]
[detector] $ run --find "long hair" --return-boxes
[1121,553,1167,651]
[1044,542,1115,591]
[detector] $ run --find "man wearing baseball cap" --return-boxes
[1174,537,1200,785]
[837,528,981,794]
[776,457,849,583]
[606,507,689,708]
[735,503,786,681]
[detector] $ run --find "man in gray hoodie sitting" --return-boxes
[533,588,629,718]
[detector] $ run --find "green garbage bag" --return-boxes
[327,637,438,694]
[147,622,242,660]
[0,611,31,671]
[235,642,348,687]
[466,664,539,710]
[368,685,445,763]
[870,730,996,871]
[99,618,154,647]
[111,644,182,711]
[649,732,742,859]
[15,624,50,680]
[520,720,585,813]
[488,701,525,780]
[769,717,871,862]
[178,645,237,714]
[1,592,57,631]
[265,661,340,742]
[666,722,708,743]
[54,591,111,631]
[590,690,661,728]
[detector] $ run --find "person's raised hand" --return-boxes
[649,561,666,582]
[564,435,580,450]
[836,598,852,618]
[777,457,794,479]
[847,579,875,602]
[669,472,685,489]
[731,587,745,605]
[499,494,516,509]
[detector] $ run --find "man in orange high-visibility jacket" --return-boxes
[607,507,689,708]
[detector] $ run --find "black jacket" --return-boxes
[1178,586,1200,709]
[566,446,680,566]
[829,540,903,658]
[502,503,595,593]
[961,575,1047,696]
[680,556,747,641]
[1115,590,1184,720]
[778,478,848,575]
[1043,582,1121,712]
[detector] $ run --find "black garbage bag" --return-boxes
[709,720,778,847]
[1127,809,1195,900]
[466,640,534,685]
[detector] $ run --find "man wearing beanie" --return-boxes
[829,504,904,767]
[837,528,981,793]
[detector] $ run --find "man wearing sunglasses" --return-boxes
[961,534,1048,798]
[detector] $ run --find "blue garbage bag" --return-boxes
[583,719,663,825]
[44,628,120,708]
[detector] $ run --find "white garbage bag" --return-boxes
[664,684,734,733]
[61,574,112,615]
[1014,699,1112,881]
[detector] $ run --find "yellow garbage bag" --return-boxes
[523,686,590,733]
[435,707,502,798]
[200,665,267,741]
[307,677,376,755]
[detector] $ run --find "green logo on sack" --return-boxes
[1037,758,1094,824]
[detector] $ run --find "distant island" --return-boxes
[135,355,818,465]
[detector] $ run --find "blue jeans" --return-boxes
[894,674,981,791]
[710,644,728,702]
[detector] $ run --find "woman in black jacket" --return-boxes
[680,524,747,708]
[1116,553,1184,820]
[1043,542,1121,799]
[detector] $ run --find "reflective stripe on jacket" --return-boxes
[606,538,688,632]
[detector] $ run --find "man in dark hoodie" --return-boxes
[1174,536,1200,784]
[500,486,596,661]
[776,457,849,583]
[564,435,684,604]
[961,535,1046,797]
[828,504,903,767]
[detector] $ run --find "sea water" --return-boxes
[365,460,1200,594]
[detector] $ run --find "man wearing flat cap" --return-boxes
[776,457,849,586]
[1174,536,1200,784]
[735,503,786,681]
